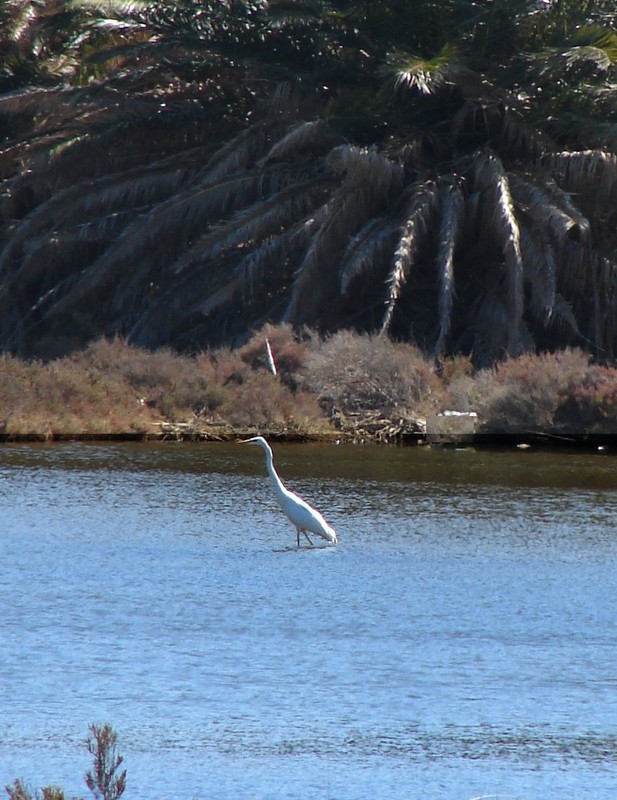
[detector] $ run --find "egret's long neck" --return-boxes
[263,444,287,497]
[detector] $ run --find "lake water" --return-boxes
[1,442,616,800]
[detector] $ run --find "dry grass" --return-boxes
[0,327,614,437]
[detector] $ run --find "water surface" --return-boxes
[1,442,616,799]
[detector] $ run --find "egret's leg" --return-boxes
[296,528,301,547]
[303,531,314,546]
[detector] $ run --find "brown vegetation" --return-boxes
[0,325,615,440]
[448,348,617,435]
[6,723,125,800]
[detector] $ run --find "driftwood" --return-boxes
[331,408,425,443]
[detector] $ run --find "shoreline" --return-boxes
[2,333,616,453]
[1,429,615,452]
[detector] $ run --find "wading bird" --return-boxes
[244,436,338,547]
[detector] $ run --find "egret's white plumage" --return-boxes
[244,436,338,546]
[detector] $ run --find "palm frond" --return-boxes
[381,43,458,95]
[284,146,402,324]
[257,119,338,167]
[559,238,594,295]
[282,192,354,324]
[542,177,590,241]
[3,146,201,262]
[434,179,465,356]
[36,171,266,321]
[474,153,524,356]
[381,180,441,333]
[452,98,545,159]
[326,144,404,197]
[509,175,587,242]
[339,217,398,295]
[128,219,314,347]
[499,103,547,159]
[549,293,583,340]
[541,149,617,208]
[557,239,617,352]
[471,292,509,369]
[535,25,617,76]
[171,177,328,277]
[520,226,556,325]
[198,120,284,186]
[199,220,313,318]
[27,215,132,316]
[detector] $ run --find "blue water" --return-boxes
[1,442,616,799]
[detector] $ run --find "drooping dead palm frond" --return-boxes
[326,144,404,197]
[509,175,587,242]
[339,217,399,295]
[257,118,340,167]
[282,190,358,324]
[550,293,584,342]
[520,226,557,326]
[198,120,287,187]
[474,152,524,356]
[28,169,268,327]
[198,218,315,317]
[471,291,511,369]
[171,177,329,278]
[129,217,315,348]
[434,178,465,357]
[284,145,403,324]
[452,95,546,160]
[381,179,441,334]
[541,177,591,241]
[541,149,617,209]
[559,238,598,298]
[0,146,204,274]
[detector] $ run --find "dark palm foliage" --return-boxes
[1,0,617,364]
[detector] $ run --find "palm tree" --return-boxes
[0,0,616,364]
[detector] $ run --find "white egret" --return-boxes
[244,436,338,547]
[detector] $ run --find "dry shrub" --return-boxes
[81,338,216,418]
[199,326,327,432]
[302,330,445,418]
[555,363,617,433]
[0,353,34,410]
[7,722,125,800]
[237,323,309,377]
[5,329,614,437]
[215,370,325,430]
[0,338,213,434]
[13,344,160,433]
[435,354,476,411]
[464,348,593,433]
[438,353,474,385]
